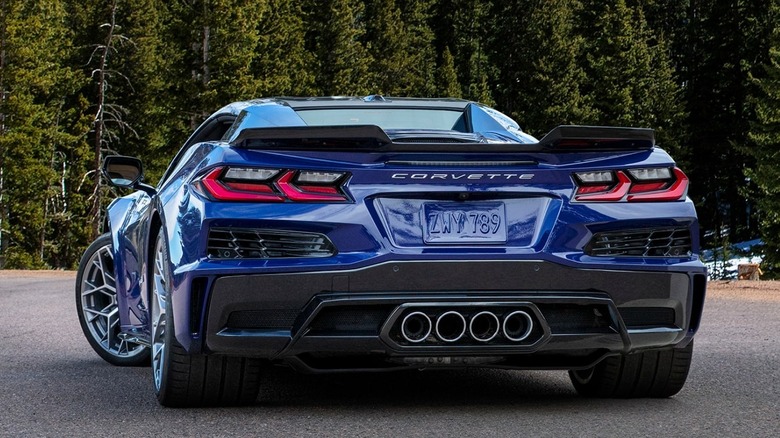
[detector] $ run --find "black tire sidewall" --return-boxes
[153,232,180,404]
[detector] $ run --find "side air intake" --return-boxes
[586,227,692,257]
[208,227,336,259]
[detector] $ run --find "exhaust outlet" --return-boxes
[502,310,533,342]
[400,311,432,343]
[469,311,500,342]
[435,311,466,342]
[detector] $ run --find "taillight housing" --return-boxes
[193,166,350,202]
[573,167,688,202]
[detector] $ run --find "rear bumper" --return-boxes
[191,260,706,371]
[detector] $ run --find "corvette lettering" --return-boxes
[391,173,534,180]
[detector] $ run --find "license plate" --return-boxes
[422,203,507,244]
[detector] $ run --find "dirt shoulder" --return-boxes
[0,270,76,279]
[707,280,780,302]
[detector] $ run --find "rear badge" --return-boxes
[422,202,507,244]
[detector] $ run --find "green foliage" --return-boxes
[436,47,461,98]
[306,0,372,95]
[115,0,178,182]
[397,0,437,96]
[580,2,684,130]
[364,0,437,96]
[746,0,780,276]
[433,0,494,103]
[0,0,89,268]
[490,0,593,136]
[255,0,316,96]
[167,0,267,127]
[683,0,770,245]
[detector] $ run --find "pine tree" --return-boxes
[489,0,593,136]
[579,0,685,154]
[167,0,266,130]
[65,0,175,261]
[436,47,461,98]
[254,0,316,96]
[115,0,178,182]
[306,0,372,95]
[683,0,771,245]
[433,0,494,103]
[362,0,436,96]
[364,0,409,95]
[397,0,437,96]
[0,0,88,268]
[81,0,136,240]
[636,0,690,74]
[746,0,780,275]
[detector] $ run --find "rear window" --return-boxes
[296,108,465,131]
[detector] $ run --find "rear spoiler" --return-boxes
[230,125,655,152]
[538,125,655,150]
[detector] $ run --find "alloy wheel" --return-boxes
[79,243,147,359]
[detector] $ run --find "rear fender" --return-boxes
[107,191,155,334]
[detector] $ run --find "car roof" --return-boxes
[216,96,474,115]
[276,96,472,110]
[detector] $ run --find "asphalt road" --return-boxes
[1,272,778,437]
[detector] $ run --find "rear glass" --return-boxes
[296,108,464,131]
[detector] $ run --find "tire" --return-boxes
[76,233,150,366]
[568,340,694,398]
[150,232,262,407]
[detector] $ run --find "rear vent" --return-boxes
[586,227,691,257]
[189,277,208,335]
[618,307,676,328]
[208,227,336,259]
[537,304,614,334]
[307,306,394,336]
[396,138,472,143]
[385,160,536,167]
[226,309,298,329]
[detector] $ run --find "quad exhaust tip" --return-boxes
[502,310,533,342]
[469,311,500,342]
[435,311,467,343]
[399,308,535,344]
[400,311,432,343]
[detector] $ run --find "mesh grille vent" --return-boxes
[397,138,471,143]
[226,309,298,329]
[537,304,614,333]
[308,306,394,336]
[586,227,692,257]
[618,307,676,328]
[208,227,336,259]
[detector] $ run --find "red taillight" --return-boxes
[573,167,688,202]
[197,167,285,202]
[194,166,349,202]
[276,171,348,201]
[627,167,689,201]
[574,171,631,201]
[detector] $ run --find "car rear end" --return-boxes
[169,111,705,379]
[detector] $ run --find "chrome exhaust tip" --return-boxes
[435,311,467,343]
[502,310,533,342]
[400,311,432,343]
[469,311,500,342]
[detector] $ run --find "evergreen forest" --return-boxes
[1,0,779,276]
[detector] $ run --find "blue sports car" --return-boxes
[75,96,706,406]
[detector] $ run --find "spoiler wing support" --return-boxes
[230,124,655,153]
